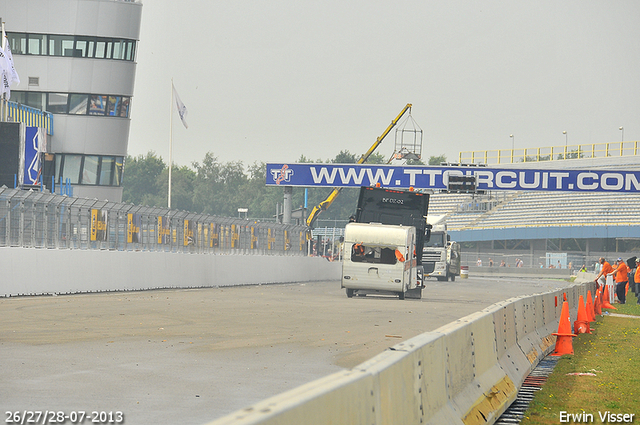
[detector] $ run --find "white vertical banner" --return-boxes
[0,43,10,100]
[2,27,19,86]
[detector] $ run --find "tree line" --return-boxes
[122,151,446,223]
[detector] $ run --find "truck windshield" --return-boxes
[351,244,398,265]
[425,232,446,248]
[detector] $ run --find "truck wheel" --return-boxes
[399,291,405,300]
[436,276,446,282]
[346,288,354,298]
[449,274,456,282]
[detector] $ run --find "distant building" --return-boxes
[2,0,142,201]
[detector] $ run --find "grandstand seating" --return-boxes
[428,191,640,231]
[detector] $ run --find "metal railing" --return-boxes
[459,141,640,165]
[2,100,54,135]
[0,187,308,255]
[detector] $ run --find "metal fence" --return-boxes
[0,187,309,255]
[459,141,640,165]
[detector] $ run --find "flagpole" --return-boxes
[1,18,5,123]
[168,78,173,209]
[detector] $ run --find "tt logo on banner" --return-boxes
[271,164,294,185]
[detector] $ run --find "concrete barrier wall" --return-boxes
[208,281,595,425]
[0,247,342,297]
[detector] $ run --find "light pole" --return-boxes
[563,131,567,146]
[510,134,514,151]
[619,126,624,142]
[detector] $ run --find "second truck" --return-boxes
[422,215,461,281]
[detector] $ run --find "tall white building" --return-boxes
[2,0,142,201]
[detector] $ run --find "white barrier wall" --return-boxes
[0,247,341,297]
[208,282,594,425]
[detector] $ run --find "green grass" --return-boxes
[521,300,640,424]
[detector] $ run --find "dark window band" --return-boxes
[7,32,136,61]
[13,91,131,118]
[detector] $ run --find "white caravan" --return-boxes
[341,222,423,300]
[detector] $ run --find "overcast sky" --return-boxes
[127,0,640,168]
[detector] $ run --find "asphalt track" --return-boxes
[0,277,574,425]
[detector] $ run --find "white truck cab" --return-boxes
[423,215,461,281]
[341,222,422,299]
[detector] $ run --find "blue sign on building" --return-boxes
[23,127,42,185]
[266,163,640,193]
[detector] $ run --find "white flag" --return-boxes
[172,83,188,129]
[0,46,11,99]
[3,36,20,86]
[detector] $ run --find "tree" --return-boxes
[122,151,166,205]
[332,150,357,163]
[154,165,196,211]
[428,155,447,165]
[406,158,425,165]
[365,152,387,164]
[191,153,249,216]
[296,155,313,163]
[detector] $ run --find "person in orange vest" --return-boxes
[609,258,629,304]
[635,265,640,305]
[594,257,613,289]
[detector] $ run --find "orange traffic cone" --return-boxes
[602,284,617,310]
[574,295,591,334]
[586,290,595,322]
[563,292,567,302]
[552,301,577,356]
[594,287,602,316]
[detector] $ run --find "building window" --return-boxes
[7,32,27,54]
[69,94,89,114]
[7,32,137,61]
[48,34,76,57]
[12,91,46,110]
[125,41,135,61]
[99,157,115,186]
[119,97,130,117]
[14,91,131,118]
[47,93,69,114]
[55,154,124,187]
[82,155,100,184]
[61,154,82,184]
[89,95,107,115]
[75,36,96,58]
[28,34,47,55]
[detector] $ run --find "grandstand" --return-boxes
[427,154,640,269]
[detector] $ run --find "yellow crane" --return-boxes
[305,103,413,227]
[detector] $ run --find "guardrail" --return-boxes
[0,187,308,255]
[459,141,640,165]
[207,280,594,425]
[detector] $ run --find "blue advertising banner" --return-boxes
[266,163,640,193]
[24,127,41,185]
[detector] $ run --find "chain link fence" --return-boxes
[0,187,309,255]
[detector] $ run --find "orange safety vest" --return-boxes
[600,261,613,277]
[614,262,629,283]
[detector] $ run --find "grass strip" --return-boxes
[521,301,640,424]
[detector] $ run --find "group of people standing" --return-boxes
[593,257,640,305]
